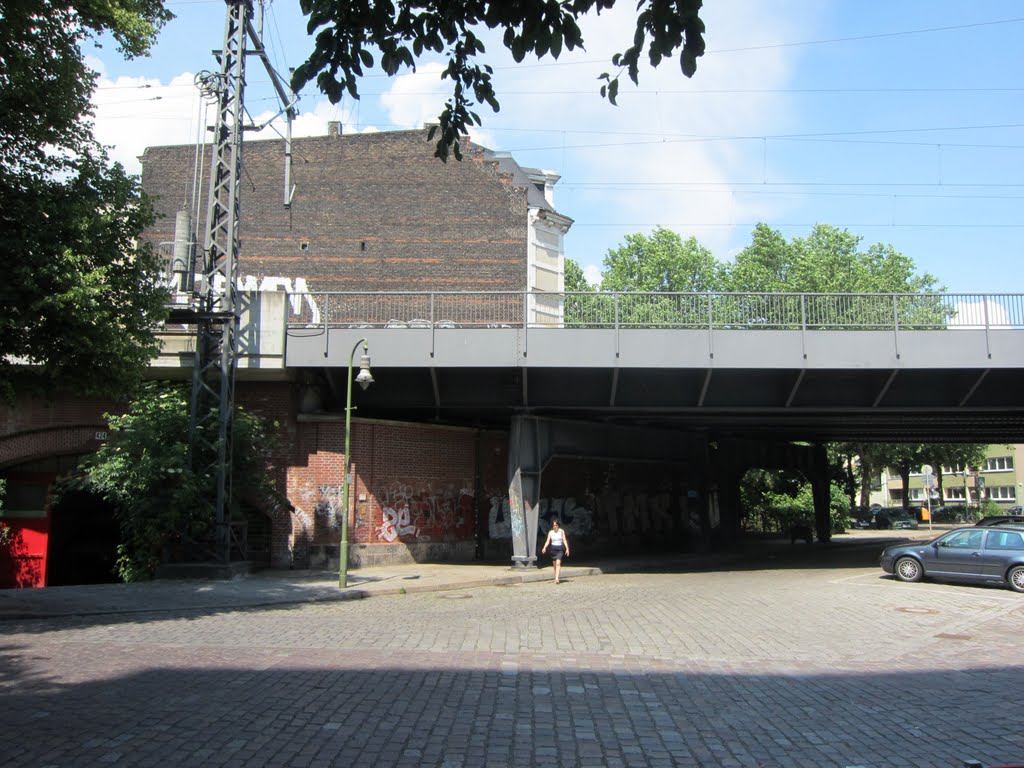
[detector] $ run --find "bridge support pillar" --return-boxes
[812,443,832,543]
[508,416,545,567]
[708,440,743,545]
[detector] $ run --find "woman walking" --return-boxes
[541,518,570,584]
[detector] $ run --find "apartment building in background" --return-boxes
[876,444,1022,509]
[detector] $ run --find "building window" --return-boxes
[985,456,1014,472]
[988,486,1016,501]
[942,463,967,475]
[944,487,967,501]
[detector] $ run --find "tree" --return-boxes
[601,227,720,293]
[564,257,593,293]
[726,223,945,295]
[62,384,282,581]
[563,257,598,325]
[597,227,721,327]
[919,443,988,511]
[291,0,707,160]
[723,223,947,330]
[722,223,794,294]
[874,444,928,513]
[0,0,172,401]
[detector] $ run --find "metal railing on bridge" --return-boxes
[286,291,1024,332]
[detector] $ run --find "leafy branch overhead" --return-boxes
[1,0,173,402]
[290,0,706,160]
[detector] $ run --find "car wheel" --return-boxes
[1007,565,1024,594]
[894,557,923,583]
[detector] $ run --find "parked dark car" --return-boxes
[873,507,918,530]
[847,507,874,529]
[976,516,1024,527]
[891,512,919,530]
[879,526,1024,592]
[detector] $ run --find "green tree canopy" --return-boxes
[1,0,173,401]
[724,223,943,294]
[591,227,721,327]
[290,0,707,160]
[584,222,944,329]
[601,227,720,293]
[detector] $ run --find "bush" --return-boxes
[741,478,848,535]
[59,383,280,581]
[979,499,1004,519]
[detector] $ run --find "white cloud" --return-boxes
[950,300,1010,329]
[379,62,450,129]
[91,65,379,175]
[250,99,355,138]
[91,68,203,174]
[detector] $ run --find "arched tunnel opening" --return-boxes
[47,489,120,586]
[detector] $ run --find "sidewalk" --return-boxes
[0,558,675,620]
[0,531,910,620]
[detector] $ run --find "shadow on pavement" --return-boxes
[0,650,1018,768]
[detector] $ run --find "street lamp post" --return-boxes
[339,339,373,588]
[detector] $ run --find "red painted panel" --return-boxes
[0,517,49,588]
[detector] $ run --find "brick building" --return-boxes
[141,124,570,297]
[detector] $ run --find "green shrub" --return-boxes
[59,383,280,581]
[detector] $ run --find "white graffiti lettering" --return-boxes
[378,505,419,543]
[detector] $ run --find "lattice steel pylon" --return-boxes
[189,0,296,563]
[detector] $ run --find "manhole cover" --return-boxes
[896,606,939,615]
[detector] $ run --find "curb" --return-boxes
[0,566,610,621]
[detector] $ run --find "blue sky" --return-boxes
[88,0,1024,294]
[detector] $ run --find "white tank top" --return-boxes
[550,529,564,546]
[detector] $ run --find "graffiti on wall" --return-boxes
[236,275,321,325]
[374,483,473,543]
[488,495,512,540]
[168,273,322,324]
[487,495,596,540]
[314,484,346,530]
[486,490,705,540]
[538,497,595,536]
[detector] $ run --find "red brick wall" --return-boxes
[140,128,530,295]
[0,397,115,469]
[285,418,507,568]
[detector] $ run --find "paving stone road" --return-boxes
[2,541,1022,767]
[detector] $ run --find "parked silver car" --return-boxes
[879,526,1024,593]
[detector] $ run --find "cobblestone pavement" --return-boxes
[2,541,1022,767]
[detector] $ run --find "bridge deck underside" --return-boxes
[287,328,1024,443]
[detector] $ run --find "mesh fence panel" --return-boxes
[288,292,1022,330]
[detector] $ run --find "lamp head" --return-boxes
[355,353,374,390]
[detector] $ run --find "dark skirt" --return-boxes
[549,545,564,561]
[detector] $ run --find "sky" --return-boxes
[87,0,1024,294]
